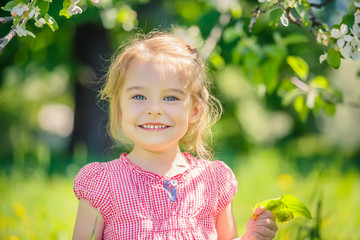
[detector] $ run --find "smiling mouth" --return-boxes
[139,124,170,130]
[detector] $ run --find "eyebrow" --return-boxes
[125,86,185,95]
[125,86,144,93]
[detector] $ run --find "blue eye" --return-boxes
[164,96,178,101]
[133,95,146,100]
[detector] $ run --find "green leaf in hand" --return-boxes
[253,194,312,223]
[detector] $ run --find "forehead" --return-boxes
[125,59,186,88]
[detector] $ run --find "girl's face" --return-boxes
[119,60,199,153]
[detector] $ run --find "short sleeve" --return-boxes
[214,161,238,215]
[73,162,111,218]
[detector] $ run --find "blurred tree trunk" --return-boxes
[70,22,112,159]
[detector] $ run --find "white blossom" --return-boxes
[351,24,360,38]
[341,37,360,61]
[354,2,360,8]
[355,11,360,24]
[285,0,299,8]
[16,24,35,38]
[67,4,83,17]
[29,6,40,19]
[352,12,360,39]
[35,18,46,27]
[319,53,327,63]
[11,4,29,17]
[280,14,289,27]
[317,29,328,46]
[331,24,353,48]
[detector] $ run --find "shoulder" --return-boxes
[74,158,125,190]
[77,158,122,176]
[212,160,234,174]
[188,154,234,174]
[194,157,237,184]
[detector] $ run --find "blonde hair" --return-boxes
[100,31,222,160]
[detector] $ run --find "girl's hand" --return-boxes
[243,206,278,240]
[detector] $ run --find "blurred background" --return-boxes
[0,0,359,239]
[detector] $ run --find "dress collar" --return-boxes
[119,152,198,182]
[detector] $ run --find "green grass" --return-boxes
[0,170,76,240]
[232,148,360,240]
[1,148,359,239]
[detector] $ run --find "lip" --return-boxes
[138,123,171,131]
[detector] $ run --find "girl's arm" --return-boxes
[216,201,238,240]
[73,198,105,240]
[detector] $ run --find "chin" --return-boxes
[140,142,179,153]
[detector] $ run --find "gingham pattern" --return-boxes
[73,153,238,240]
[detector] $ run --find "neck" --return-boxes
[127,145,190,177]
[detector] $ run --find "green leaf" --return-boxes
[327,48,341,69]
[310,76,329,89]
[282,33,309,46]
[313,96,323,115]
[269,8,284,28]
[36,0,49,18]
[263,61,279,94]
[264,44,286,62]
[223,26,241,43]
[295,4,309,26]
[282,88,302,106]
[294,95,309,121]
[230,3,242,19]
[243,52,261,77]
[255,194,312,223]
[294,95,305,113]
[323,102,336,115]
[210,53,225,69]
[340,13,355,30]
[2,1,18,12]
[44,14,58,31]
[301,0,311,9]
[281,194,312,219]
[287,56,309,80]
[60,0,72,19]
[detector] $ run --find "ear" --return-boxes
[189,104,201,124]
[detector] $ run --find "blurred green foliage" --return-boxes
[1,0,360,239]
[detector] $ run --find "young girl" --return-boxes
[72,33,278,240]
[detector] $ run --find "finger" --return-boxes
[255,218,278,232]
[248,231,267,240]
[253,225,277,239]
[257,210,276,222]
[251,206,265,220]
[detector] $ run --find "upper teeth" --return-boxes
[141,125,168,129]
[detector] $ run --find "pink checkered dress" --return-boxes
[73,153,238,239]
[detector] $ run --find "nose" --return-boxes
[146,99,163,116]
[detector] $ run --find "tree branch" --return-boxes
[0,16,13,24]
[291,77,310,93]
[0,28,18,53]
[0,18,26,53]
[309,0,334,9]
[287,9,303,28]
[200,13,231,59]
[308,8,327,38]
[249,6,265,32]
[309,8,324,28]
[346,101,360,109]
